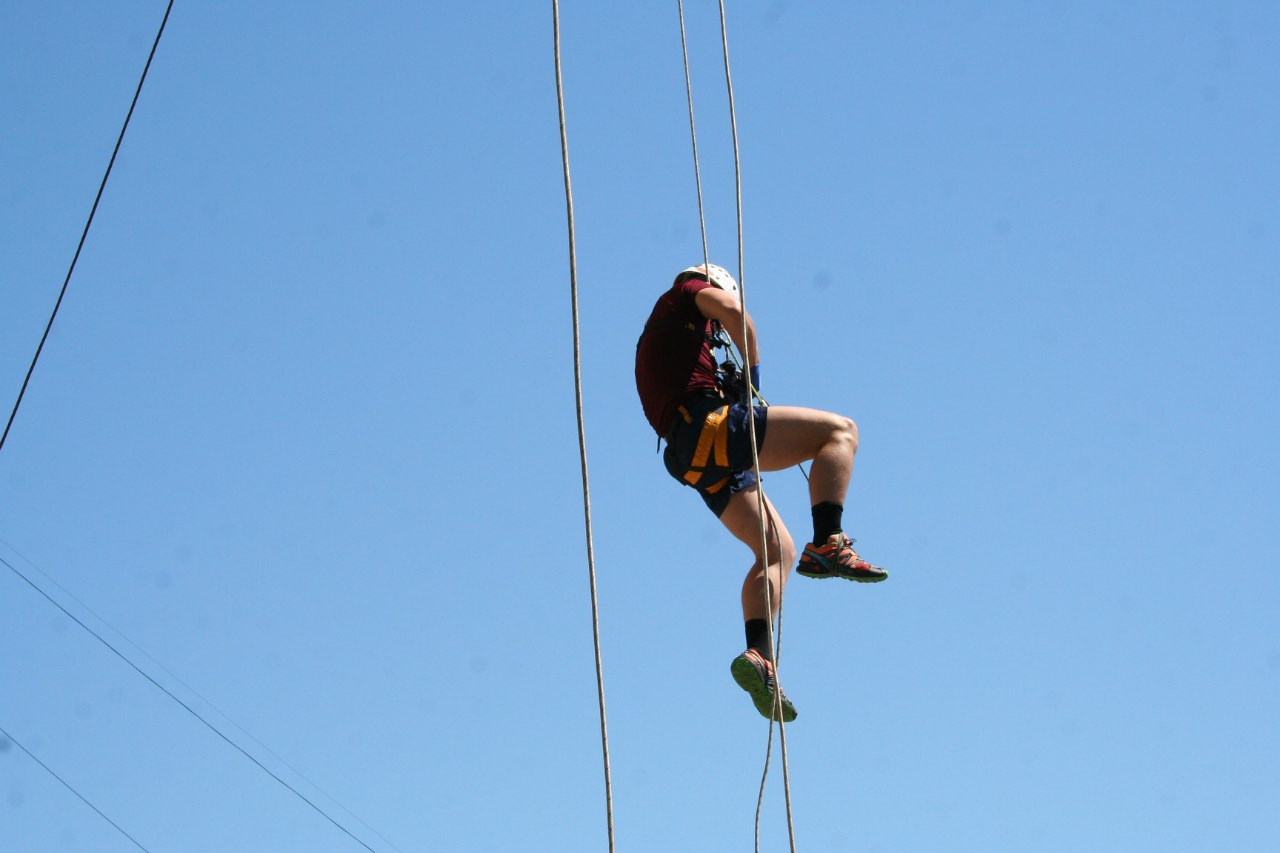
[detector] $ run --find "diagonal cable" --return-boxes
[0,724,150,852]
[0,537,404,853]
[1,555,382,853]
[0,0,174,455]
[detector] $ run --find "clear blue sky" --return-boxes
[2,2,1277,851]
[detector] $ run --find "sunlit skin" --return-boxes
[693,285,862,622]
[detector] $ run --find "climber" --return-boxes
[634,263,887,722]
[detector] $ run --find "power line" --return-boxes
[0,0,172,455]
[0,723,151,852]
[1,555,384,853]
[0,538,405,853]
[0,0,396,840]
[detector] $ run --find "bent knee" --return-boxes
[760,541,796,572]
[834,415,858,454]
[747,517,794,567]
[759,528,795,568]
[779,539,797,569]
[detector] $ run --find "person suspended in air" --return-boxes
[634,263,887,722]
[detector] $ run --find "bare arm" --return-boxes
[695,286,759,367]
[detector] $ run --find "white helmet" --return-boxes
[676,263,739,298]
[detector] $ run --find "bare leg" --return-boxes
[722,485,801,721]
[719,485,796,622]
[754,405,886,581]
[756,406,858,507]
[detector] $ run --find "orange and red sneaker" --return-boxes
[796,532,888,583]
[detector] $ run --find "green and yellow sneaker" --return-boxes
[730,648,797,722]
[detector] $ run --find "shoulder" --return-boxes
[693,283,741,321]
[673,276,715,300]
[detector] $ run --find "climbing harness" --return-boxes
[655,321,761,494]
[662,391,735,494]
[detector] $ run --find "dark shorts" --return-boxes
[662,394,769,517]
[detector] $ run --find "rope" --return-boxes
[677,2,800,849]
[552,4,616,851]
[1,556,384,853]
[677,0,712,272]
[719,1,799,847]
[0,0,174,456]
[0,723,150,852]
[716,0,798,844]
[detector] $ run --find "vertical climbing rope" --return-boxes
[551,4,616,852]
[716,0,793,840]
[675,3,793,845]
[0,0,175,456]
[677,0,712,275]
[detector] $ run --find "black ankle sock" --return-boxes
[812,501,844,544]
[744,619,772,662]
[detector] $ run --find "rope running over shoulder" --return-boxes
[552,4,617,851]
